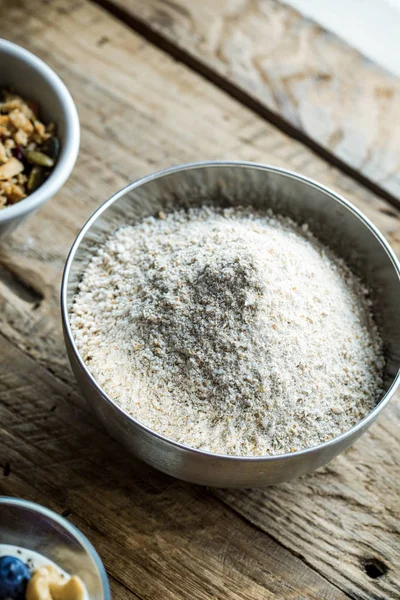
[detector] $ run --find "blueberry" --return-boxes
[0,556,31,600]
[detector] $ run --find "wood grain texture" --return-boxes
[1,0,400,383]
[109,0,400,200]
[0,335,347,600]
[0,1,399,599]
[216,403,400,600]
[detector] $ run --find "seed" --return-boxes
[12,145,24,161]
[40,136,60,160]
[27,166,46,192]
[25,150,54,167]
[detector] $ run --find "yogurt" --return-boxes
[0,545,70,578]
[0,545,87,600]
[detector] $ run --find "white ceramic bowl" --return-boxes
[0,39,80,236]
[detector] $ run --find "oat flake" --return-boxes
[71,206,384,456]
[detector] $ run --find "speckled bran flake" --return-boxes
[71,206,384,456]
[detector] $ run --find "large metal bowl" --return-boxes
[61,162,400,487]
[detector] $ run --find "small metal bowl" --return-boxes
[61,162,400,487]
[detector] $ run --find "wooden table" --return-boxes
[1,1,399,599]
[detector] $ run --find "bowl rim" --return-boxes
[0,38,80,223]
[0,496,111,600]
[61,160,400,462]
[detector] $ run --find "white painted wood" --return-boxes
[283,0,400,77]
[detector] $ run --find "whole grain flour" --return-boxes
[71,206,384,456]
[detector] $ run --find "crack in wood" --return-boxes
[380,206,399,218]
[2,462,11,477]
[362,557,389,580]
[0,263,44,306]
[108,572,144,600]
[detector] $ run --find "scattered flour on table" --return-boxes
[71,206,384,456]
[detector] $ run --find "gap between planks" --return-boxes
[0,261,43,306]
[89,0,400,211]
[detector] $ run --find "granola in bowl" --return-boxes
[0,89,60,209]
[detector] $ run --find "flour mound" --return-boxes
[71,206,384,456]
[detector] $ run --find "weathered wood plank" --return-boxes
[0,335,348,600]
[108,0,400,201]
[215,390,400,600]
[0,1,399,599]
[1,0,399,384]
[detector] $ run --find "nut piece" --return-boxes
[26,565,86,600]
[0,157,24,180]
[8,108,34,132]
[0,88,59,208]
[0,181,26,203]
[0,141,7,163]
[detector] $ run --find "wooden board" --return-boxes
[108,0,400,202]
[1,0,400,383]
[0,0,399,598]
[0,335,348,600]
[216,401,400,600]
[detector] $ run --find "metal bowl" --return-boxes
[61,162,400,487]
